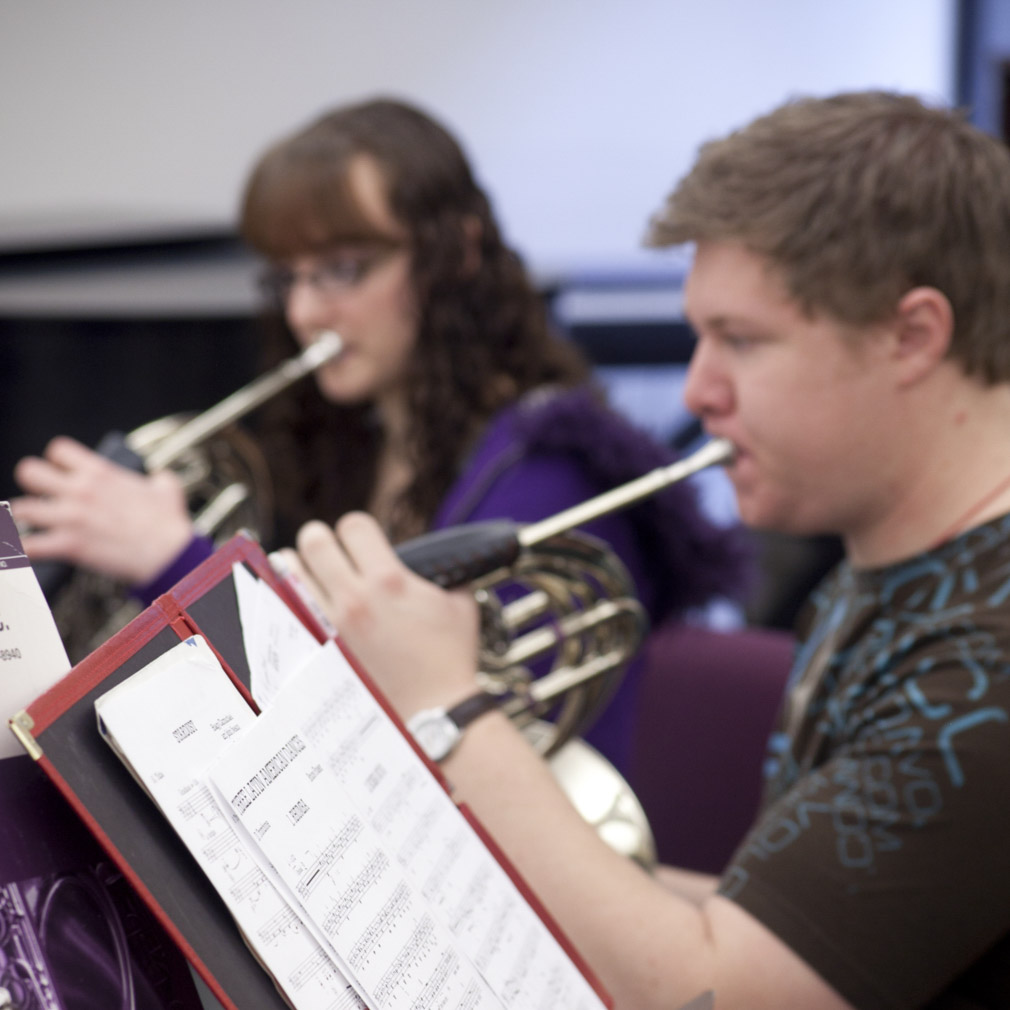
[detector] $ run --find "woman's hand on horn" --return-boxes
[11,436,194,584]
[293,512,481,721]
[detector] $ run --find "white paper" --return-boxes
[94,636,365,1010]
[0,501,71,758]
[232,561,322,708]
[206,644,502,1010]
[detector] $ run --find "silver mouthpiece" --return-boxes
[291,331,344,375]
[518,436,735,548]
[141,331,344,472]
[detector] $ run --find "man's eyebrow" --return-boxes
[684,313,736,333]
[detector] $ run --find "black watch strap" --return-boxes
[407,688,517,762]
[445,689,512,730]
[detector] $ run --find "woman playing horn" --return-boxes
[11,97,749,774]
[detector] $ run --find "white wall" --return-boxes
[0,0,956,275]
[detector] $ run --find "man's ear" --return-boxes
[891,286,954,387]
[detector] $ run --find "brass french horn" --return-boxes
[394,435,734,754]
[393,438,734,868]
[42,333,344,662]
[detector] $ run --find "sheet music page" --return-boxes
[94,636,365,1010]
[210,641,608,1010]
[206,643,503,1010]
[232,561,322,709]
[0,501,71,758]
[300,645,609,1010]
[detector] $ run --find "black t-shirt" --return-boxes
[720,514,1010,1009]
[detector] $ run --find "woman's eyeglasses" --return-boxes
[259,246,403,303]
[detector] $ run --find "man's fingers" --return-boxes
[296,513,424,633]
[298,513,399,578]
[269,546,307,582]
[295,519,358,604]
[334,512,406,574]
[269,546,339,636]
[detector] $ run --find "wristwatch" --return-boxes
[407,690,511,762]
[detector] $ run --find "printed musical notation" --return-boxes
[209,638,607,1009]
[282,641,608,1009]
[206,643,502,1009]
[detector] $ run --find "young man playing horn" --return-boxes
[287,92,1010,1009]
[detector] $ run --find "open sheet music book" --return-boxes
[15,535,610,1010]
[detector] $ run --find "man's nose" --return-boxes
[682,339,732,420]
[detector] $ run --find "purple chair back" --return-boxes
[627,622,794,874]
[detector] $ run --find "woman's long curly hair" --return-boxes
[240,97,589,545]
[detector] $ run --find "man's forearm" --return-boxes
[443,712,719,1009]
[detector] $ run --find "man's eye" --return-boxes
[722,334,754,350]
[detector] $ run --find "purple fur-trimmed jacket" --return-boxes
[137,386,752,772]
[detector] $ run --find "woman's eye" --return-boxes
[322,259,366,283]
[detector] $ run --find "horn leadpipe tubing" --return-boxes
[142,331,344,472]
[31,332,343,602]
[396,437,735,588]
[517,436,735,549]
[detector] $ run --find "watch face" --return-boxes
[411,712,461,762]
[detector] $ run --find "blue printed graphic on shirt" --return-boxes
[725,515,1010,892]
